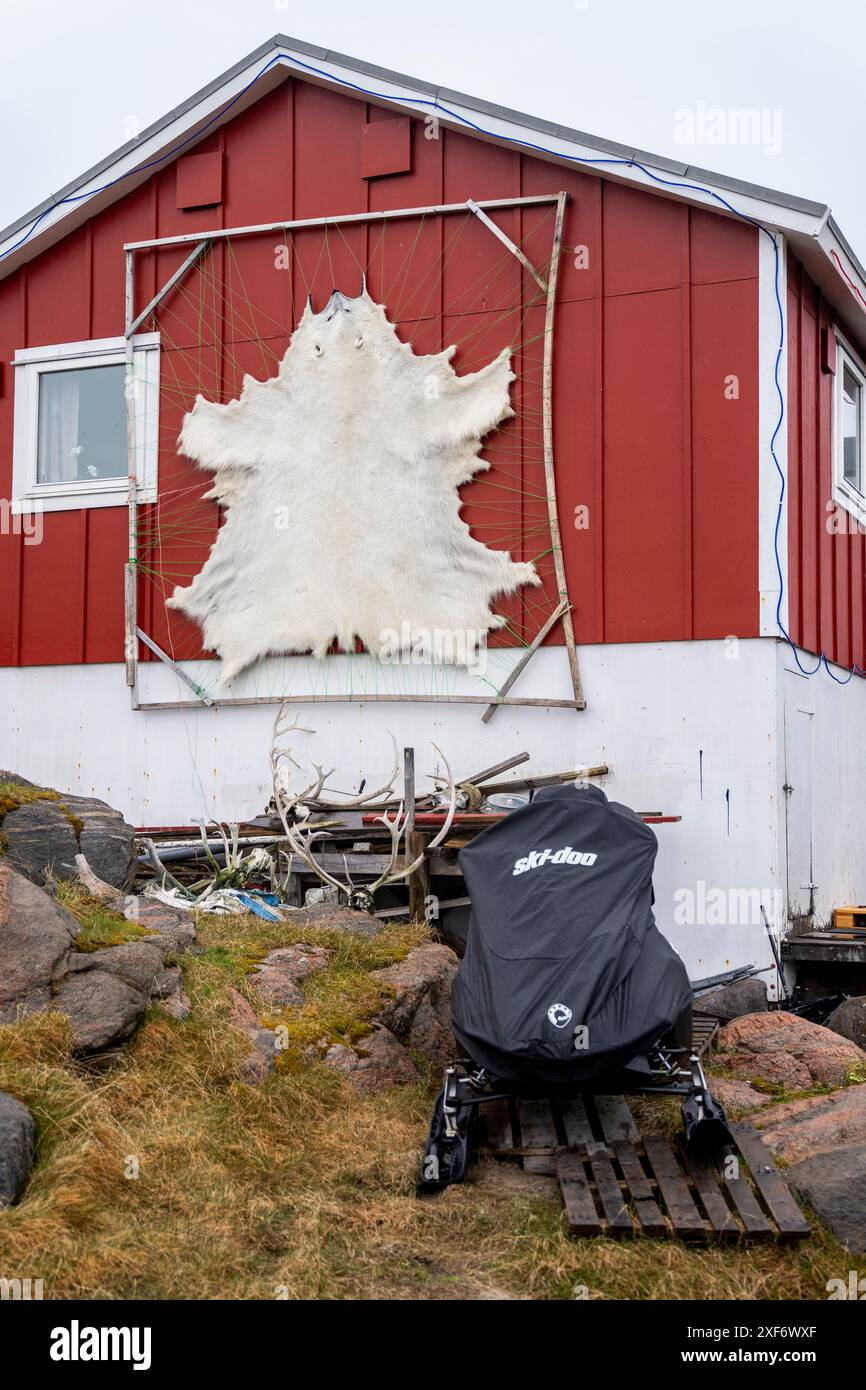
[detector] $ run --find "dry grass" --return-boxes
[0,913,853,1301]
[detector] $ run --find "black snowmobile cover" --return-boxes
[452,783,692,1088]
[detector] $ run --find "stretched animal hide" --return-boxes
[168,286,539,684]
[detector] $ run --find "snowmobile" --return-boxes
[420,782,728,1190]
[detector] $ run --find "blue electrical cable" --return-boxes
[2,47,860,684]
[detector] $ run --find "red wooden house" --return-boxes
[2,34,866,987]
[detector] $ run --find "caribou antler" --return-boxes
[270,708,335,812]
[270,776,347,899]
[366,744,458,894]
[306,730,401,810]
[268,710,457,910]
[270,704,401,812]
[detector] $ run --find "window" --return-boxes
[833,332,866,522]
[11,335,159,513]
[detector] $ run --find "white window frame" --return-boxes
[11,333,159,514]
[832,328,866,527]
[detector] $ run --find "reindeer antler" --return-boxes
[270,708,335,811]
[307,731,402,810]
[270,705,401,813]
[366,744,457,894]
[268,709,457,910]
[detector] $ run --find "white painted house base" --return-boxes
[2,636,863,995]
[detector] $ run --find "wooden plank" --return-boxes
[460,751,530,785]
[678,1143,742,1242]
[308,852,463,877]
[479,1099,515,1154]
[594,1095,639,1143]
[137,693,586,712]
[518,1098,558,1174]
[542,190,584,709]
[517,1098,558,1148]
[466,198,549,294]
[643,1137,711,1240]
[481,599,569,723]
[125,193,564,251]
[613,1141,667,1237]
[404,746,430,925]
[473,764,608,795]
[136,627,214,705]
[729,1123,811,1241]
[556,1095,595,1149]
[588,1153,634,1236]
[128,238,210,335]
[722,1160,774,1242]
[556,1153,602,1236]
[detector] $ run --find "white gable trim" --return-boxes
[3,37,866,369]
[758,230,788,637]
[0,39,851,278]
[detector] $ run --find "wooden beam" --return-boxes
[127,239,210,336]
[466,199,548,294]
[458,752,530,785]
[136,627,214,705]
[542,191,585,709]
[135,692,586,711]
[124,193,563,252]
[403,747,415,834]
[478,764,609,794]
[481,599,569,723]
[404,747,429,922]
[297,851,462,878]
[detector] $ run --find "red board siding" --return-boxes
[787,253,866,671]
[0,73,760,668]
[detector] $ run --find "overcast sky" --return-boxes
[0,0,863,251]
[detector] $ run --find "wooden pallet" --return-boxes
[477,1093,810,1244]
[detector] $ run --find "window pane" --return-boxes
[842,364,862,489]
[37,364,127,485]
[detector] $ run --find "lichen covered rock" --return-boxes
[0,865,194,1054]
[0,1092,35,1207]
[827,996,866,1054]
[0,771,135,888]
[324,1026,418,1094]
[250,943,330,1009]
[718,1010,866,1090]
[372,941,458,1066]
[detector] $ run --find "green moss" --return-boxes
[708,1060,866,1106]
[192,910,423,1071]
[54,881,157,953]
[0,779,84,840]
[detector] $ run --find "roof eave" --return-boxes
[0,30,863,340]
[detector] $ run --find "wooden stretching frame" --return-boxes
[123,191,585,715]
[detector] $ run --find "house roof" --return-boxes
[1,33,865,340]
